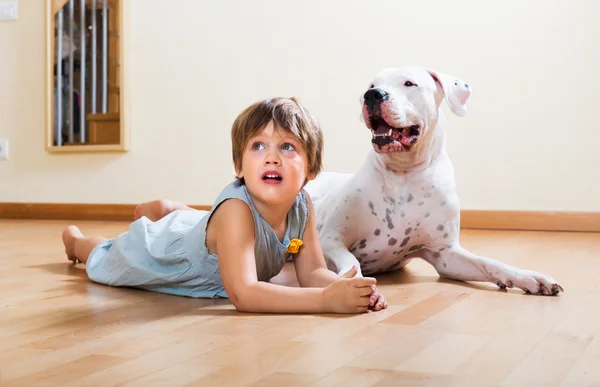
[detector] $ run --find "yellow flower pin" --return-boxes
[287,238,303,254]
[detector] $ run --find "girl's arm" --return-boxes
[212,199,375,314]
[292,194,345,288]
[292,194,389,311]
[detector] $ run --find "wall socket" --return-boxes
[0,2,18,21]
[0,139,9,160]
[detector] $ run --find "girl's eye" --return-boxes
[252,142,265,150]
[404,81,417,87]
[281,143,295,151]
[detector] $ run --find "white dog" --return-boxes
[305,66,563,296]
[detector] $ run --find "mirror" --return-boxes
[46,0,128,152]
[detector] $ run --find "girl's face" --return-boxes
[237,121,315,207]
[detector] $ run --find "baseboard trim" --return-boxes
[0,203,211,221]
[1,203,598,232]
[460,210,600,232]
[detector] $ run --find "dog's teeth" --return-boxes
[388,129,392,136]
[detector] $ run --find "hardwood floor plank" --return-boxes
[498,331,594,386]
[2,354,128,387]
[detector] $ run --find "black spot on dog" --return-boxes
[405,227,412,235]
[439,247,446,252]
[334,237,340,241]
[383,197,388,204]
[374,229,381,236]
[418,201,424,206]
[433,252,441,259]
[386,261,403,271]
[437,224,444,231]
[358,239,367,249]
[385,214,394,230]
[401,211,406,218]
[400,236,410,247]
[357,188,362,192]
[425,213,430,218]
[409,244,425,252]
[317,224,324,232]
[388,238,397,246]
[373,249,379,253]
[443,233,449,238]
[443,263,447,268]
[407,194,414,203]
[388,197,396,205]
[398,196,405,205]
[424,193,432,198]
[346,216,349,220]
[369,201,377,216]
[363,259,377,264]
[360,253,368,258]
[440,201,447,206]
[416,222,421,226]
[387,234,390,237]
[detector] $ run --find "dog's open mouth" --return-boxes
[369,115,421,153]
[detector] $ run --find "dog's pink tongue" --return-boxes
[400,136,417,146]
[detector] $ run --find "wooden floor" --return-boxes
[1,219,600,387]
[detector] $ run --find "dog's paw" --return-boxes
[496,270,564,296]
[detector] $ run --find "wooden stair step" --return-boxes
[87,113,120,145]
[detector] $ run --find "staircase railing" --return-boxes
[53,0,114,146]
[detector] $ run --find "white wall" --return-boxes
[1,0,599,211]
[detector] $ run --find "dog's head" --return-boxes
[360,66,471,154]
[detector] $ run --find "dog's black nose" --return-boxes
[364,88,388,107]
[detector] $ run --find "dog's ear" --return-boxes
[426,69,471,117]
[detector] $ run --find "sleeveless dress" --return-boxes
[85,180,310,298]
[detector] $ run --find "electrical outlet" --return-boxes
[0,139,9,160]
[0,2,17,21]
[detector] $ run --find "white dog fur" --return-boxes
[305,66,563,296]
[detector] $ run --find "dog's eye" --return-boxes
[370,84,374,88]
[404,81,417,87]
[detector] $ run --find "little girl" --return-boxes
[62,97,387,314]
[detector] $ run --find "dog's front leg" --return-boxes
[423,244,563,295]
[323,246,364,277]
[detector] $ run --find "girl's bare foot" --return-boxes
[62,225,84,264]
[133,200,174,222]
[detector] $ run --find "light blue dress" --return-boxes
[85,180,310,298]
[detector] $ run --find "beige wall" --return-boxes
[1,0,599,211]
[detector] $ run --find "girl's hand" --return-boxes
[368,285,388,311]
[322,266,377,313]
